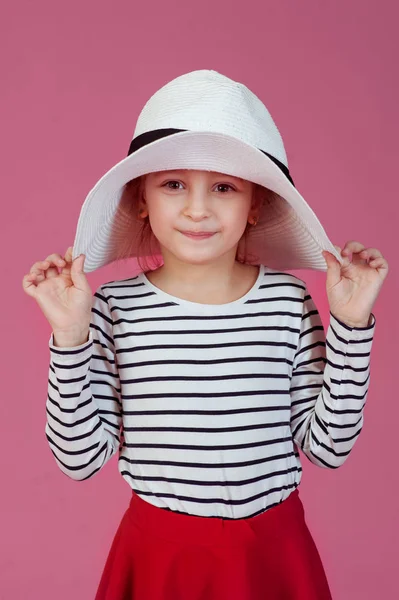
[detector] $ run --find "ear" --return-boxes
[249,184,263,215]
[137,179,149,218]
[138,195,147,210]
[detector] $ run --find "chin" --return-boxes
[167,248,225,266]
[178,254,219,265]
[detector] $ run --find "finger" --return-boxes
[64,247,73,261]
[29,258,61,281]
[44,252,68,278]
[59,247,75,278]
[358,248,383,261]
[43,252,67,266]
[37,249,72,279]
[22,273,38,297]
[24,250,72,290]
[369,257,389,270]
[29,261,51,279]
[333,243,357,268]
[341,241,366,256]
[41,260,61,279]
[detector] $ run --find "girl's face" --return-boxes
[140,169,257,265]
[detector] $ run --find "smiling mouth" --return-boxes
[180,231,217,239]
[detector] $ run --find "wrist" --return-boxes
[330,312,372,329]
[52,329,90,348]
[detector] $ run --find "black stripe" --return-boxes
[120,356,295,369]
[290,382,322,393]
[112,325,301,337]
[308,450,338,469]
[49,441,108,471]
[112,301,178,313]
[123,421,290,434]
[124,435,292,452]
[47,392,93,414]
[113,310,304,326]
[46,434,100,456]
[116,340,298,354]
[298,324,325,340]
[326,339,371,358]
[290,406,314,423]
[120,465,300,488]
[314,413,329,435]
[327,417,362,429]
[291,416,307,440]
[294,357,326,369]
[290,369,324,378]
[99,416,120,431]
[126,127,296,187]
[322,404,363,415]
[330,323,374,345]
[46,406,99,428]
[119,450,296,470]
[246,296,303,305]
[290,393,319,407]
[122,405,290,416]
[122,373,290,384]
[310,430,357,457]
[323,380,368,401]
[330,427,363,444]
[127,482,299,513]
[325,358,369,372]
[121,389,290,400]
[294,340,325,358]
[47,419,102,442]
[258,282,305,291]
[329,374,370,387]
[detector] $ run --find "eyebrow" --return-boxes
[152,170,244,182]
[154,170,185,176]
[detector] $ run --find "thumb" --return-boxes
[70,254,90,291]
[322,250,342,284]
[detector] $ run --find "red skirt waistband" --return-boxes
[127,488,304,545]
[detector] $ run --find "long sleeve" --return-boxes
[290,286,376,469]
[45,284,122,480]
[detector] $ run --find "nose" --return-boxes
[182,189,212,221]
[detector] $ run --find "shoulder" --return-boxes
[261,264,307,296]
[98,272,143,292]
[94,273,145,308]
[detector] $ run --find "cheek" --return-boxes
[147,201,177,235]
[220,201,251,232]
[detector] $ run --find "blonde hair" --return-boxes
[114,174,276,273]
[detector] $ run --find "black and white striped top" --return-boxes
[46,264,376,519]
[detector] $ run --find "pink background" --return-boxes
[3,0,397,597]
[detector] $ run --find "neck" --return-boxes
[145,248,257,304]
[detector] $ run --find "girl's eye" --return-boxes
[215,184,235,193]
[163,181,235,192]
[164,181,182,190]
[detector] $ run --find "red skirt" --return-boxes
[95,488,333,600]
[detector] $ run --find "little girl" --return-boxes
[23,70,388,599]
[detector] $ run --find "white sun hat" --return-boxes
[72,69,343,272]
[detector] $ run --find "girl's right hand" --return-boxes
[22,246,93,341]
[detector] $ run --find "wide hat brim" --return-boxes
[72,130,343,272]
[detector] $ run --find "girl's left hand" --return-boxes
[322,241,389,328]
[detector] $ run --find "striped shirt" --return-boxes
[46,264,376,519]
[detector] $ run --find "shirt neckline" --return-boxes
[140,264,265,312]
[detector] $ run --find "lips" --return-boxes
[180,231,216,239]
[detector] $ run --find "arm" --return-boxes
[290,286,376,469]
[45,284,122,480]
